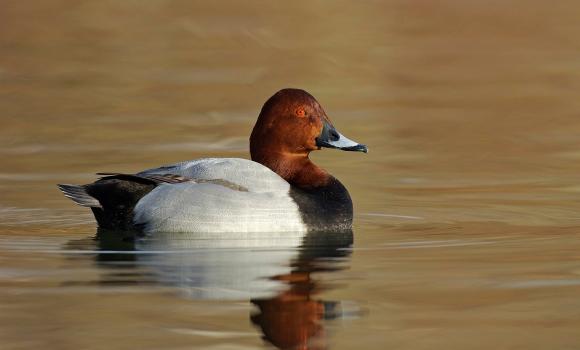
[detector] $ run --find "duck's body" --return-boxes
[58,89,366,233]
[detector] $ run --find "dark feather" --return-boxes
[96,172,191,185]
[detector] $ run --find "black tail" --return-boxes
[58,177,157,231]
[57,184,102,208]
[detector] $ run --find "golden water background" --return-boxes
[2,1,580,349]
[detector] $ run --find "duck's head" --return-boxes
[250,89,368,162]
[250,88,367,188]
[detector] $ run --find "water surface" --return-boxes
[2,1,580,349]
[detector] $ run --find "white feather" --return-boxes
[138,158,291,193]
[133,158,306,233]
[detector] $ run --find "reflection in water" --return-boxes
[71,229,354,350]
[251,245,351,350]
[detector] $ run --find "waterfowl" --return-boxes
[58,88,367,233]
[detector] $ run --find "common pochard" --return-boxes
[58,89,367,233]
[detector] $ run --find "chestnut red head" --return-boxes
[250,89,367,161]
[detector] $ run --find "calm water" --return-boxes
[2,1,580,349]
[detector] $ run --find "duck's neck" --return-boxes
[252,152,331,190]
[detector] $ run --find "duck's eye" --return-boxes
[295,108,306,118]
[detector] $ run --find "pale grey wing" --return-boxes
[133,182,306,233]
[137,158,290,194]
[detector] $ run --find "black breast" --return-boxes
[289,177,354,232]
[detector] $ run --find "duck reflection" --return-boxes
[251,242,351,350]
[72,229,353,350]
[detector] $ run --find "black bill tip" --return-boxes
[342,144,368,153]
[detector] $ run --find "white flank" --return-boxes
[134,158,307,233]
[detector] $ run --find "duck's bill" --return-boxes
[316,121,368,153]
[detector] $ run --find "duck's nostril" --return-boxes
[330,130,340,141]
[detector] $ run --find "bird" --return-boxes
[58,88,367,233]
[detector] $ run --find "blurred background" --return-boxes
[2,1,580,349]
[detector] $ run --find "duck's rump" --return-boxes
[58,174,160,230]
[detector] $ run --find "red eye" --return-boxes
[295,108,306,117]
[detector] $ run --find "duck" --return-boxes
[58,88,368,233]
